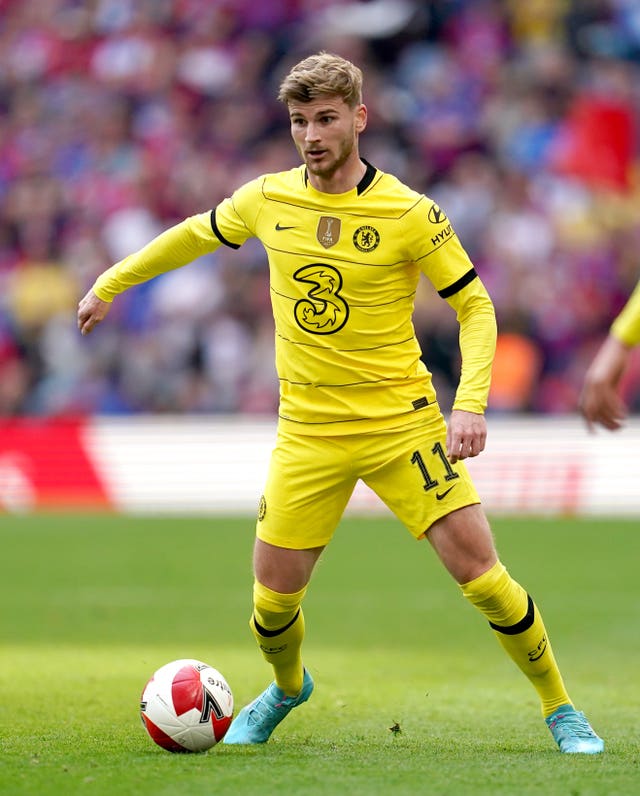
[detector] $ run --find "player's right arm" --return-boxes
[77,179,265,336]
[77,289,111,336]
[77,212,220,335]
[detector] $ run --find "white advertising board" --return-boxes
[84,416,640,516]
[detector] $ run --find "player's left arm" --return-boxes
[412,204,497,463]
[443,276,497,462]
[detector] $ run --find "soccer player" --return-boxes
[78,53,603,754]
[580,280,640,430]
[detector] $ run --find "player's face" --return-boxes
[288,95,367,183]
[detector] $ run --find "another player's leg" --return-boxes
[428,505,604,754]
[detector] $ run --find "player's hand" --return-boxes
[77,289,111,336]
[446,409,487,463]
[580,384,627,432]
[579,335,630,432]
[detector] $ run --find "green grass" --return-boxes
[1,513,639,795]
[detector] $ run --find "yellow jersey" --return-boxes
[94,162,497,434]
[611,280,640,346]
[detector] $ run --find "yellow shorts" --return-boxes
[256,412,481,549]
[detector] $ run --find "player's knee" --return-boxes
[428,507,497,583]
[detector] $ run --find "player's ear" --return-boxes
[355,104,367,134]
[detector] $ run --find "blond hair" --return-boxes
[278,52,363,108]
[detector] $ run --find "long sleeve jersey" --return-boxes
[94,162,497,434]
[611,280,640,347]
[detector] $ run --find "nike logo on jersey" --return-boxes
[275,222,297,231]
[435,485,456,501]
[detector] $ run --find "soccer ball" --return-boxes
[140,659,234,752]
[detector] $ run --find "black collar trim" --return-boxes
[357,159,377,195]
[303,159,378,195]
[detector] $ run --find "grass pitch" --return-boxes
[1,512,638,795]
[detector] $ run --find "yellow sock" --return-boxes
[250,580,306,697]
[461,561,571,716]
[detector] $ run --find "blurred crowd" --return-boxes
[1,0,640,417]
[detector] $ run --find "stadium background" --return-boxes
[1,0,640,513]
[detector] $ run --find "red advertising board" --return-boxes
[0,419,111,511]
